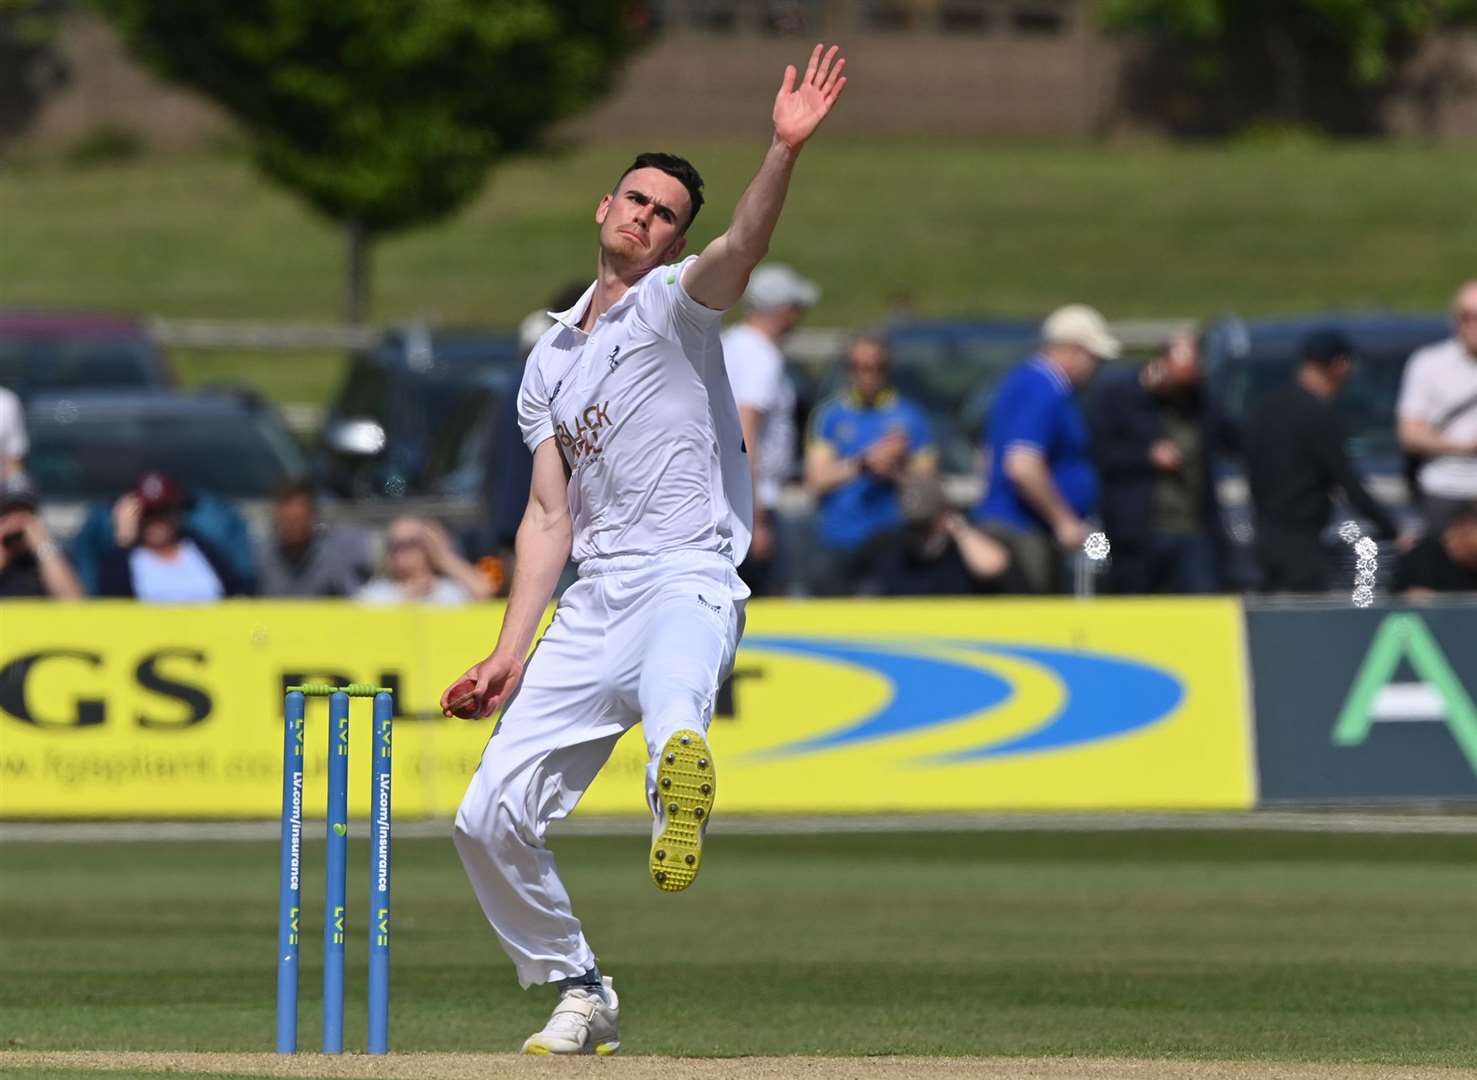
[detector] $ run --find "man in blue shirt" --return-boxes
[805,333,934,593]
[975,305,1119,592]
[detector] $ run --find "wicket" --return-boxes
[276,683,394,1055]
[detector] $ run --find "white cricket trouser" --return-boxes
[452,549,747,988]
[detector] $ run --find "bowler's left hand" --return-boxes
[773,44,848,152]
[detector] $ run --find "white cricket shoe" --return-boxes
[521,976,620,1055]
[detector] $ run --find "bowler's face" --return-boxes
[596,168,691,271]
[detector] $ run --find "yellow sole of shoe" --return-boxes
[649,729,715,892]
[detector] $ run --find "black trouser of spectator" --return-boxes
[810,532,899,596]
[739,551,778,596]
[1423,496,1473,534]
[1108,532,1220,595]
[1255,526,1332,593]
[739,508,789,596]
[978,524,1064,594]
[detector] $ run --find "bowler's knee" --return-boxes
[456,770,540,854]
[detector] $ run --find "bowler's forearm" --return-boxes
[495,517,571,659]
[725,138,800,262]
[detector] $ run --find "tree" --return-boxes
[91,0,640,322]
[0,0,68,152]
[1102,0,1477,135]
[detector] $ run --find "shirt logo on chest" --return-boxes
[606,345,623,371]
[556,400,614,465]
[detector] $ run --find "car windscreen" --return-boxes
[27,405,306,499]
[0,338,163,397]
[881,328,1038,473]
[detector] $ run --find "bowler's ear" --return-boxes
[595,193,613,225]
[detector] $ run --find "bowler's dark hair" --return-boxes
[614,152,705,231]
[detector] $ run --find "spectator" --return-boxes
[0,475,83,599]
[0,384,24,480]
[722,263,817,594]
[1397,280,1477,530]
[357,517,494,605]
[98,471,249,601]
[1090,333,1234,594]
[974,305,1118,593]
[258,479,373,598]
[1396,501,1477,595]
[1246,328,1399,593]
[880,472,1023,595]
[69,485,255,596]
[803,334,934,594]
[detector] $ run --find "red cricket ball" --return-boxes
[445,678,480,719]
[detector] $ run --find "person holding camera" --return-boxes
[0,476,83,600]
[97,471,249,601]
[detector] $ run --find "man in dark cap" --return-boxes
[1246,328,1400,592]
[0,475,82,599]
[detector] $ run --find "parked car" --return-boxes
[317,325,522,498]
[0,311,171,398]
[1200,312,1450,588]
[25,389,308,501]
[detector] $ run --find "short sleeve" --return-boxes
[990,373,1055,456]
[808,399,840,451]
[904,401,933,451]
[1396,348,1438,422]
[516,355,556,453]
[0,389,26,459]
[639,255,725,340]
[723,329,782,412]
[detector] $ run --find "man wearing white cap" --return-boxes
[721,263,817,593]
[974,304,1119,592]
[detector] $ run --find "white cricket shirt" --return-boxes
[721,322,796,510]
[1397,338,1477,499]
[517,256,753,567]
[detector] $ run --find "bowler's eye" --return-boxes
[655,207,675,224]
[627,192,647,205]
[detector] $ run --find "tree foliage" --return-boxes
[91,0,638,317]
[1102,0,1477,133]
[0,0,68,150]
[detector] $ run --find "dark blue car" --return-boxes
[317,325,523,498]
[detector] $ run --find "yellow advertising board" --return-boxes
[0,598,1254,817]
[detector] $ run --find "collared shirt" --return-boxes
[975,355,1097,531]
[0,386,25,460]
[808,388,932,550]
[517,256,752,566]
[721,322,796,509]
[1397,338,1477,499]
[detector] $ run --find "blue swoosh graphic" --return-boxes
[744,636,1011,758]
[936,643,1184,760]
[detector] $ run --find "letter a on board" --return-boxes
[1332,613,1477,773]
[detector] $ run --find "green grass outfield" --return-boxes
[2,141,1477,410]
[5,141,1477,407]
[4,829,1477,1068]
[10,140,1477,326]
